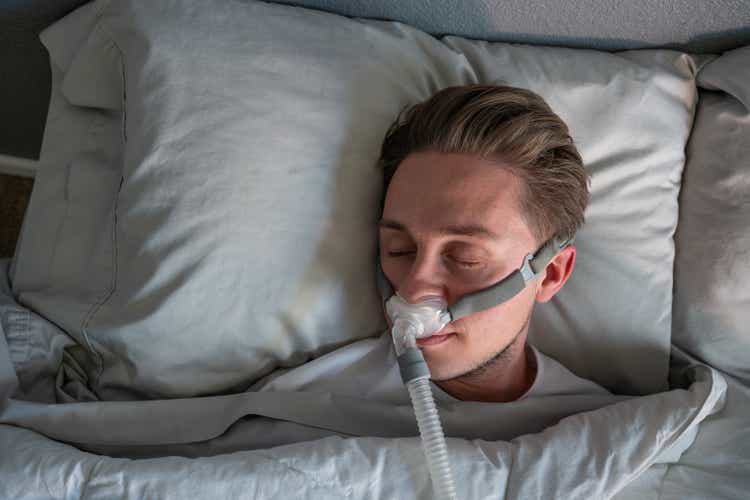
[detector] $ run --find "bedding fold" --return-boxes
[0,363,727,499]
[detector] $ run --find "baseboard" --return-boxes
[0,154,38,178]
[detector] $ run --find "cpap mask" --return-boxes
[379,234,571,500]
[378,235,572,326]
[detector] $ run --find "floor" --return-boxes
[0,174,34,259]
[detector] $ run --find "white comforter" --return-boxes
[0,366,733,499]
[1,258,748,499]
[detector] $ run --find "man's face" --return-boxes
[379,151,544,381]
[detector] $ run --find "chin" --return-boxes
[426,364,465,383]
[422,354,465,381]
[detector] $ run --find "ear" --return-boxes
[534,244,576,303]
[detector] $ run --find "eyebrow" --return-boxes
[378,218,501,240]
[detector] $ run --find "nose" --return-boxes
[396,250,448,305]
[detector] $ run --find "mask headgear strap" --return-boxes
[448,234,572,321]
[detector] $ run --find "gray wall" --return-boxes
[277,0,750,53]
[0,0,89,160]
[2,0,750,160]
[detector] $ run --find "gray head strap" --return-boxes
[448,235,571,321]
[376,235,572,322]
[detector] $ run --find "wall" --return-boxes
[1,0,749,160]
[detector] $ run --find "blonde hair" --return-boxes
[378,84,589,243]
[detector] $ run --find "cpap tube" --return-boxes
[387,294,457,500]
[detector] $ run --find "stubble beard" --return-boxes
[432,311,533,383]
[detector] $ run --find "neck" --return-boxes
[434,340,536,403]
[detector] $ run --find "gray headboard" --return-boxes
[2,0,750,161]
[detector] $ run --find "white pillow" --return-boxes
[38,0,107,73]
[12,1,123,346]
[673,46,750,385]
[21,0,700,399]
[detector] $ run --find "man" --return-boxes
[254,84,608,403]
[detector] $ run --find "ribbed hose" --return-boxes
[406,377,457,500]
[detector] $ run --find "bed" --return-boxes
[0,1,749,498]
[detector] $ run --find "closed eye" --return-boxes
[450,257,482,269]
[387,251,482,270]
[387,251,414,257]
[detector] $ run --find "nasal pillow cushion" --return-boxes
[46,0,700,399]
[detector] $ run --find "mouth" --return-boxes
[416,332,456,347]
